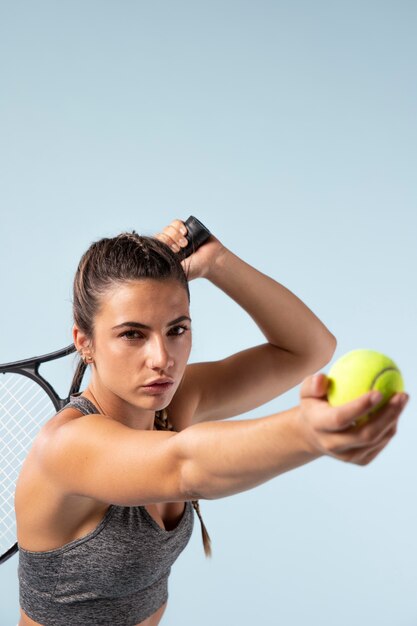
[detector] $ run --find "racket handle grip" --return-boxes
[179,216,212,259]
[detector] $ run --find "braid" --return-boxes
[154,408,212,558]
[118,231,152,267]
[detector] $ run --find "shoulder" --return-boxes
[15,405,84,483]
[19,405,94,496]
[43,405,89,435]
[35,408,184,506]
[15,407,99,544]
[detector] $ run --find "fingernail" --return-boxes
[370,391,383,405]
[179,237,187,246]
[401,394,409,406]
[392,394,408,407]
[180,226,187,235]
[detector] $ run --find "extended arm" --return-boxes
[43,403,319,506]
[178,405,320,500]
[44,374,405,506]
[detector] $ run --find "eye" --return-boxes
[119,325,190,341]
[169,325,190,336]
[120,330,143,340]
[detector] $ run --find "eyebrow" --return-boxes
[112,316,192,331]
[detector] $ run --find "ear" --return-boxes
[72,324,92,353]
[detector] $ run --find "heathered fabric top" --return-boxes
[18,395,194,626]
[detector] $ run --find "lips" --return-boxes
[142,382,174,395]
[143,378,174,386]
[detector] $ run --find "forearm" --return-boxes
[177,406,322,500]
[207,248,336,360]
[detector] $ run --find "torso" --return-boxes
[15,406,187,626]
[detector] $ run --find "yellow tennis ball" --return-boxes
[326,349,404,427]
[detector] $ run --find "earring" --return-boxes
[80,352,93,364]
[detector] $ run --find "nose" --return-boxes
[145,335,174,370]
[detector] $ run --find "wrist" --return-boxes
[293,404,324,460]
[205,246,233,282]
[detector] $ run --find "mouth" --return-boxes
[141,382,174,394]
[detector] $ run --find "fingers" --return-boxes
[155,219,189,253]
[301,388,383,438]
[300,373,329,399]
[342,420,398,466]
[300,388,409,461]
[327,393,408,458]
[355,393,408,445]
[329,390,386,432]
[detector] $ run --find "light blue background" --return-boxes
[1,1,416,624]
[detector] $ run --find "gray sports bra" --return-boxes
[18,395,194,626]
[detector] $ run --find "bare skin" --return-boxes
[16,277,194,626]
[15,219,409,625]
[16,401,189,626]
[16,410,182,626]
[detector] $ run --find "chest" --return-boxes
[145,501,187,531]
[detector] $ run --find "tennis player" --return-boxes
[15,219,408,626]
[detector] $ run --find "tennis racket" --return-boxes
[0,215,211,564]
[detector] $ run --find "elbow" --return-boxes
[324,333,337,361]
[305,333,337,370]
[317,333,337,367]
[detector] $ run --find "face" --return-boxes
[79,278,192,416]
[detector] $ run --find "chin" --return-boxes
[135,392,170,408]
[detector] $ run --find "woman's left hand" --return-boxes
[154,218,227,281]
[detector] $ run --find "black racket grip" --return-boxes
[179,216,212,259]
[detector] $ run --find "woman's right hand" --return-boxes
[298,373,409,465]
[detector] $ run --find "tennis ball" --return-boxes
[326,349,404,427]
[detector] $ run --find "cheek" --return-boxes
[95,343,140,379]
[178,336,192,360]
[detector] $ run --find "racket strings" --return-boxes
[0,373,56,553]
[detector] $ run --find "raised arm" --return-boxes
[166,234,338,429]
[206,246,336,359]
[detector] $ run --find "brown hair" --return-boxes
[71,230,212,557]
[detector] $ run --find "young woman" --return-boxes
[15,219,408,626]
